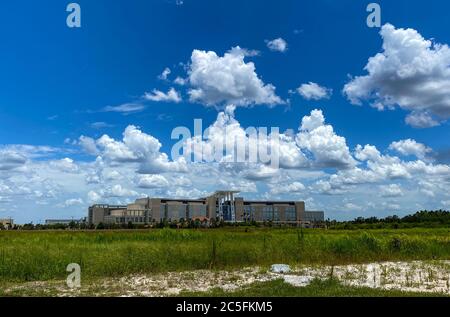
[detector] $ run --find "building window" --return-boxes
[178,205,187,219]
[273,207,280,221]
[263,206,273,221]
[166,204,186,220]
[286,206,296,221]
[189,204,206,218]
[244,206,254,221]
[222,205,232,221]
[160,204,166,220]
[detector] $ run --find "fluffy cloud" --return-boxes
[2,106,450,223]
[59,198,84,208]
[94,185,139,199]
[103,170,122,181]
[158,67,171,80]
[50,158,79,173]
[270,182,305,195]
[94,125,188,174]
[0,149,27,171]
[137,174,169,188]
[174,77,187,86]
[355,145,411,179]
[344,24,450,128]
[79,136,99,156]
[266,38,288,52]
[296,82,332,100]
[187,47,284,106]
[296,110,356,169]
[1,145,57,159]
[183,107,353,171]
[389,139,432,160]
[242,165,280,181]
[166,188,209,199]
[343,202,364,212]
[184,105,270,167]
[218,178,257,193]
[314,141,450,198]
[96,134,137,163]
[405,112,440,129]
[144,88,182,103]
[87,190,102,203]
[379,184,404,197]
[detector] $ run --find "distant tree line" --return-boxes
[6,221,92,231]
[4,218,315,231]
[327,210,450,229]
[4,219,230,231]
[5,210,449,231]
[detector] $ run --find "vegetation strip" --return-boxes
[1,228,450,282]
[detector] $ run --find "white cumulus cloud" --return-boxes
[297,82,332,100]
[137,174,169,188]
[379,184,404,197]
[389,139,432,160]
[266,38,288,52]
[296,110,356,169]
[344,23,450,128]
[187,47,284,107]
[144,88,182,103]
[158,67,171,80]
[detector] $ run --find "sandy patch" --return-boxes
[2,260,450,296]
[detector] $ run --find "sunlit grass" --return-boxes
[1,227,450,282]
[180,278,448,297]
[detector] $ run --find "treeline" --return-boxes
[4,219,253,231]
[4,210,450,231]
[8,222,92,231]
[328,210,450,229]
[3,219,316,231]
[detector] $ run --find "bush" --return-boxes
[390,237,402,251]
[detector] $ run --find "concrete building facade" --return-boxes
[45,219,85,225]
[88,190,324,227]
[0,218,14,230]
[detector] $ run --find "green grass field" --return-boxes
[1,278,446,297]
[1,227,450,283]
[181,278,447,297]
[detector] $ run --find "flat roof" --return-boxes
[211,190,241,197]
[91,204,127,208]
[160,198,206,203]
[243,201,298,205]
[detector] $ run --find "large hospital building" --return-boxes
[88,191,324,227]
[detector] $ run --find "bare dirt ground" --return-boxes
[2,260,450,296]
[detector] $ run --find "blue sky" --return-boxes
[1,0,450,223]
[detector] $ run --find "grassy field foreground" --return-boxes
[181,279,447,297]
[2,277,446,297]
[1,228,450,283]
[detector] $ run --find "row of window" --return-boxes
[161,204,207,219]
[116,217,145,224]
[110,205,298,223]
[243,206,297,221]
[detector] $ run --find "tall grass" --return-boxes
[1,228,450,282]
